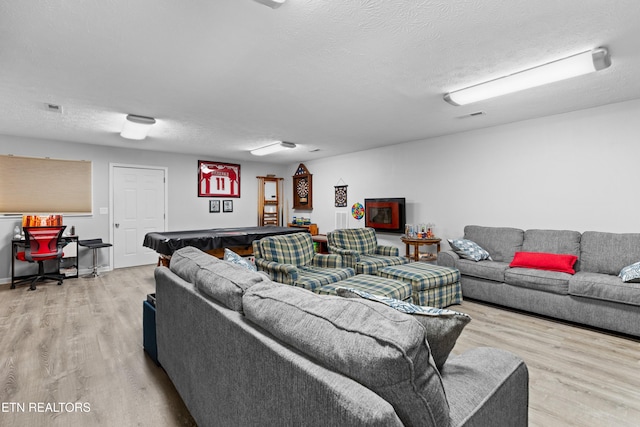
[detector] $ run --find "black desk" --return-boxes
[11,235,79,288]
[143,226,306,261]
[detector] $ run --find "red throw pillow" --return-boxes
[509,252,578,274]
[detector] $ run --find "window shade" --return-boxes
[0,155,92,214]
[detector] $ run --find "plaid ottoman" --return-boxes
[315,274,412,301]
[377,263,462,308]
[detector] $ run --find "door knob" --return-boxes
[115,223,120,228]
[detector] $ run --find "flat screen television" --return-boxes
[364,198,406,234]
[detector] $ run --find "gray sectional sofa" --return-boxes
[438,225,640,337]
[155,246,529,426]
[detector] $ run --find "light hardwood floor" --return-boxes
[0,265,196,427]
[1,265,639,426]
[452,300,640,427]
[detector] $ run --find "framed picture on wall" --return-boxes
[198,160,241,198]
[209,200,220,213]
[223,200,233,213]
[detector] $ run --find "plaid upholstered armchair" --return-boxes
[327,227,409,275]
[252,232,355,291]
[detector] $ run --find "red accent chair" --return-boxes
[15,225,67,291]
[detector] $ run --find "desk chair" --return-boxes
[15,225,67,291]
[78,239,113,277]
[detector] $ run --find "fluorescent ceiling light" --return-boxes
[250,141,296,156]
[120,114,156,140]
[253,0,286,9]
[444,48,611,106]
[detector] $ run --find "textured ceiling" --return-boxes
[1,0,639,164]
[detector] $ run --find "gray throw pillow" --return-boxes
[619,261,640,283]
[448,238,492,261]
[336,287,471,369]
[243,283,450,427]
[224,248,257,271]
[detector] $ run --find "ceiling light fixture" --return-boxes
[44,103,63,113]
[252,0,286,9]
[444,47,611,106]
[120,114,156,140]
[250,141,296,156]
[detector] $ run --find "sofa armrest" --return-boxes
[328,246,358,256]
[311,253,344,268]
[375,245,400,257]
[328,246,360,268]
[440,347,529,427]
[438,250,460,268]
[254,258,299,285]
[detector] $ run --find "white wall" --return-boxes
[292,98,640,250]
[0,135,288,283]
[4,97,639,282]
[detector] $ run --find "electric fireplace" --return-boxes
[364,198,406,233]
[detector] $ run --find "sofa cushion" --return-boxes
[619,261,640,283]
[448,238,492,261]
[355,254,408,275]
[315,275,412,301]
[258,232,316,267]
[580,231,640,275]
[170,246,219,283]
[293,266,355,291]
[456,259,510,282]
[522,229,581,270]
[195,259,274,313]
[335,287,471,370]
[327,227,378,255]
[243,283,450,427]
[169,246,273,312]
[464,225,524,263]
[569,272,640,307]
[522,229,581,255]
[509,252,578,274]
[504,268,571,295]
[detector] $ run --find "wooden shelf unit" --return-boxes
[257,176,283,227]
[287,223,319,236]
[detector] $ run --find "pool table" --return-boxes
[143,226,306,264]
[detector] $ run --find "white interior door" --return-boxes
[112,165,167,268]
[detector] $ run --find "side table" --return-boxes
[312,234,328,253]
[401,236,441,262]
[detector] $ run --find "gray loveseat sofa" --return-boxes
[438,225,640,337]
[155,246,529,426]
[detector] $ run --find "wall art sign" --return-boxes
[334,185,348,207]
[198,161,240,198]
